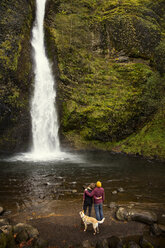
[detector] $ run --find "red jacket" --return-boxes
[85,187,105,204]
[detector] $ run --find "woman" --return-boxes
[85,181,105,221]
[83,183,95,216]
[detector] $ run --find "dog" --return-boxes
[79,210,105,235]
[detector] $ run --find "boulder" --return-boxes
[130,209,157,225]
[107,236,123,248]
[116,207,157,224]
[15,229,29,243]
[116,207,129,221]
[13,223,39,239]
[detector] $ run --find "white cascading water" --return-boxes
[30,0,60,157]
[5,0,83,162]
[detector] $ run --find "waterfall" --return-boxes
[30,0,60,155]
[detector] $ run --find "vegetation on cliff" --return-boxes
[0,0,35,152]
[45,0,165,159]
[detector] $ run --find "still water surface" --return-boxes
[0,151,165,213]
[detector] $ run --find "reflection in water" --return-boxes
[0,151,165,213]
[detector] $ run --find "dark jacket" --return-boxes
[83,188,93,205]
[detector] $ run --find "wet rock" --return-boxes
[116,207,128,221]
[0,207,4,215]
[116,56,129,63]
[128,241,140,248]
[82,240,94,248]
[152,223,165,236]
[0,218,9,227]
[107,236,123,248]
[108,202,117,209]
[130,209,157,225]
[139,237,154,248]
[13,223,39,239]
[158,224,165,233]
[0,225,12,235]
[117,187,124,193]
[15,229,29,243]
[150,223,161,236]
[34,237,48,248]
[112,190,118,195]
[116,207,157,224]
[96,239,109,248]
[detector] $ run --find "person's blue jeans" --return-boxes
[94,203,104,221]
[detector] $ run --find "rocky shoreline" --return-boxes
[0,200,165,248]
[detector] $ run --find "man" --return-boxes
[85,181,104,221]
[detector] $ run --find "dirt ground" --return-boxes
[10,199,156,248]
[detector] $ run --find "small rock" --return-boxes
[117,187,124,193]
[116,56,129,63]
[0,219,9,227]
[108,202,117,209]
[0,225,12,235]
[0,207,4,215]
[72,189,77,193]
[111,190,118,195]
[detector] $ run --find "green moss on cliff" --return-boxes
[0,0,34,152]
[119,106,165,159]
[45,0,165,158]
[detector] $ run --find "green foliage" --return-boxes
[0,232,16,248]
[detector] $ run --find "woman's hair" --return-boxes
[89,183,96,189]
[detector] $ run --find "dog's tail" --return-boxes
[98,218,105,224]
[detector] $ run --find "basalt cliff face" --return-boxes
[0,0,35,152]
[0,0,165,159]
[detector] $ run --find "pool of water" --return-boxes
[0,151,165,213]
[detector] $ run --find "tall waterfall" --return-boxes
[30,0,60,155]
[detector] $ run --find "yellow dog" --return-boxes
[79,210,105,235]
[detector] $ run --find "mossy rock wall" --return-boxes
[0,0,35,152]
[44,0,165,159]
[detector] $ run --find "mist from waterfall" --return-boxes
[30,0,60,157]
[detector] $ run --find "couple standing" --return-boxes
[83,181,105,221]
